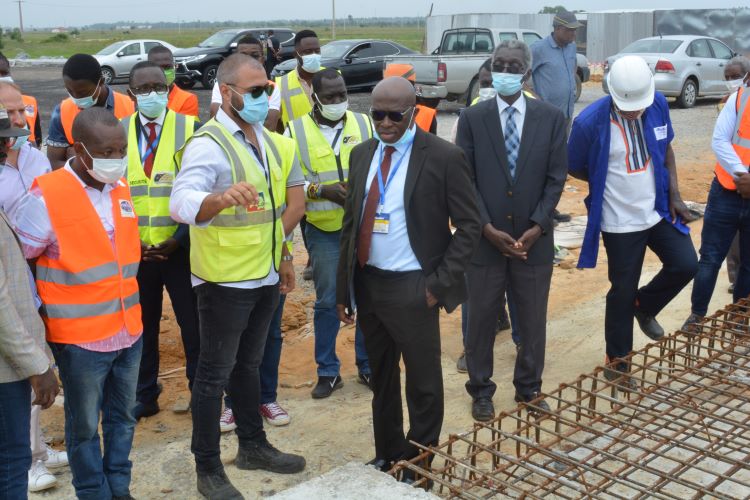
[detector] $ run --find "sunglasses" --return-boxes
[369,107,414,122]
[227,83,274,99]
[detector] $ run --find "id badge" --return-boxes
[373,213,390,234]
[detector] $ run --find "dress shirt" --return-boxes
[496,93,527,141]
[531,35,577,119]
[362,135,421,272]
[713,91,747,178]
[211,82,282,111]
[0,143,51,223]
[137,109,166,158]
[15,163,142,351]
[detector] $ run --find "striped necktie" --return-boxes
[504,107,519,179]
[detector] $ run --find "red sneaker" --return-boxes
[219,407,236,433]
[259,402,290,426]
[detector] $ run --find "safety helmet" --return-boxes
[607,55,655,111]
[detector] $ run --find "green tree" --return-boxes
[539,5,568,13]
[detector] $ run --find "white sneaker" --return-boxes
[44,445,68,469]
[219,407,236,433]
[28,460,57,492]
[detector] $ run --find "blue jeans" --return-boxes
[50,338,142,500]
[0,379,31,499]
[692,179,750,316]
[305,224,369,377]
[461,290,520,345]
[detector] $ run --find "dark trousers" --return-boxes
[191,283,279,473]
[136,246,200,404]
[727,234,740,284]
[602,218,697,360]
[465,260,552,399]
[0,379,31,499]
[354,266,443,463]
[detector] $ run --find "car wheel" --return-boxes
[466,76,478,106]
[677,78,698,108]
[101,66,115,85]
[575,73,582,102]
[176,80,196,90]
[201,65,219,90]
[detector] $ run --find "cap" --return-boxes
[0,104,30,138]
[384,63,416,82]
[553,11,582,29]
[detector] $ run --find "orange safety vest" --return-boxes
[33,168,142,344]
[59,90,134,144]
[167,85,199,117]
[715,87,750,190]
[414,104,436,133]
[22,95,38,144]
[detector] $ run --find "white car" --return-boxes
[94,40,178,84]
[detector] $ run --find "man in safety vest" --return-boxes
[170,54,305,499]
[123,61,201,420]
[684,56,750,331]
[276,29,322,129]
[287,68,373,398]
[384,62,437,134]
[147,45,200,118]
[46,54,134,169]
[16,107,143,500]
[0,52,42,148]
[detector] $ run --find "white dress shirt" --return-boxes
[211,82,281,111]
[0,143,51,223]
[496,93,527,141]
[137,109,166,158]
[362,134,421,272]
[713,91,747,178]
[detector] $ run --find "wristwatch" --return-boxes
[281,255,293,262]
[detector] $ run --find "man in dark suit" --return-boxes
[456,39,567,421]
[336,77,480,474]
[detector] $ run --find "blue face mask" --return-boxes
[10,131,29,151]
[492,72,524,97]
[298,53,322,73]
[136,91,168,119]
[230,86,269,124]
[69,81,101,109]
[373,110,417,147]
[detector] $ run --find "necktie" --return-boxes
[143,122,158,179]
[357,145,395,268]
[503,107,519,179]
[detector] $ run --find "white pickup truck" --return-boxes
[385,27,590,106]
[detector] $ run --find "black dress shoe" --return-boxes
[553,209,571,222]
[400,468,434,490]
[311,375,343,399]
[366,457,391,473]
[635,310,664,341]
[133,400,159,420]
[603,365,637,392]
[197,469,243,499]
[514,392,551,417]
[471,397,495,422]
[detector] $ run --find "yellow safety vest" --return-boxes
[276,69,314,127]
[471,90,536,106]
[122,111,195,246]
[175,119,294,283]
[289,111,372,232]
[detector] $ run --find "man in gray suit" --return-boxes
[456,39,568,421]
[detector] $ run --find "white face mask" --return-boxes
[727,74,747,92]
[478,87,497,102]
[315,95,348,121]
[0,76,13,83]
[80,143,127,184]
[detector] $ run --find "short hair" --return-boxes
[480,57,492,73]
[217,53,264,86]
[294,30,318,46]
[147,45,173,59]
[727,55,750,74]
[236,35,262,47]
[129,61,163,87]
[312,68,344,93]
[493,39,532,70]
[63,53,102,83]
[71,107,121,144]
[0,52,9,67]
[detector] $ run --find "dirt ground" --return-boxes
[13,67,732,498]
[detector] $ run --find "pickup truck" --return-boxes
[385,27,590,106]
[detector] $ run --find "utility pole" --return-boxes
[15,0,24,33]
[331,0,336,40]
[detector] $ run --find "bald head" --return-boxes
[217,53,265,87]
[0,82,26,129]
[372,76,416,110]
[72,107,125,149]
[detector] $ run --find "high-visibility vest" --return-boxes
[414,104,436,132]
[33,168,142,344]
[22,95,39,144]
[276,69,314,127]
[289,111,372,231]
[59,89,134,144]
[715,87,750,190]
[122,110,195,246]
[175,119,294,283]
[167,85,199,117]
[470,90,536,106]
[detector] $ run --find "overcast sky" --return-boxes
[17,0,748,29]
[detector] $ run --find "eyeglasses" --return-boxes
[227,83,274,99]
[130,84,169,96]
[491,63,526,75]
[369,107,414,122]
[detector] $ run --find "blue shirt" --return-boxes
[531,35,577,119]
[568,93,688,269]
[46,85,118,147]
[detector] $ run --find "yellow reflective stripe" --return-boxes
[42,291,140,319]
[121,262,140,279]
[306,200,341,212]
[212,209,274,227]
[36,262,119,286]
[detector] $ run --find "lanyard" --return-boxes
[329,127,345,182]
[136,120,163,164]
[375,142,411,212]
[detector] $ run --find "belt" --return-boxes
[361,265,421,278]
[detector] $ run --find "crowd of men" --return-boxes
[1,11,749,499]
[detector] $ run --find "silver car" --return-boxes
[602,35,736,108]
[94,39,178,84]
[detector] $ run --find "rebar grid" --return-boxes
[392,299,750,499]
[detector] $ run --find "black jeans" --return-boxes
[136,246,200,404]
[191,282,280,473]
[602,219,697,361]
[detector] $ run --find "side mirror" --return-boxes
[230,42,238,48]
[345,57,352,64]
[116,52,124,57]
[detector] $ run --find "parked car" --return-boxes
[383,27,590,106]
[94,40,178,84]
[174,28,295,89]
[270,39,416,90]
[602,35,737,108]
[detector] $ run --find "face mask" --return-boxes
[230,86,269,124]
[298,53,322,73]
[373,110,416,147]
[478,87,497,102]
[0,76,13,83]
[69,81,101,109]
[315,95,348,121]
[136,91,168,119]
[727,74,747,92]
[163,68,176,86]
[80,143,127,184]
[10,129,29,151]
[492,72,524,97]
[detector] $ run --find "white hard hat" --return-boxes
[607,55,655,112]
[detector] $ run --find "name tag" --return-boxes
[373,213,390,234]
[152,172,174,184]
[654,125,668,141]
[247,192,265,212]
[119,199,135,218]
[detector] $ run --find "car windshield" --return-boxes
[321,42,354,59]
[621,39,682,54]
[199,31,238,48]
[96,41,127,56]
